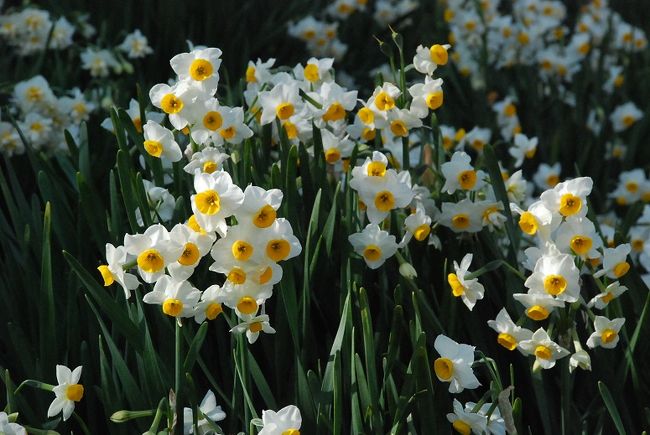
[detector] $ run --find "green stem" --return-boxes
[175,320,183,434]
[13,379,54,395]
[73,412,92,435]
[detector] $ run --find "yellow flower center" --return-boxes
[283,121,298,139]
[189,59,214,81]
[237,296,257,315]
[266,239,291,262]
[322,102,345,122]
[26,86,43,102]
[457,170,477,190]
[390,120,409,137]
[570,235,593,255]
[526,305,550,321]
[195,190,221,215]
[622,115,636,127]
[203,160,218,173]
[375,91,395,111]
[374,190,395,212]
[205,303,223,320]
[253,204,277,228]
[228,267,247,284]
[137,249,165,273]
[504,103,517,117]
[363,244,382,262]
[325,148,342,164]
[259,266,273,284]
[143,140,163,158]
[546,174,559,187]
[187,215,205,234]
[544,274,567,296]
[413,224,431,241]
[304,63,320,82]
[97,265,114,286]
[276,102,295,120]
[249,321,264,333]
[162,298,184,317]
[429,44,449,65]
[497,333,517,351]
[232,240,254,261]
[632,239,644,252]
[625,181,639,193]
[559,193,582,216]
[534,345,552,360]
[601,328,618,344]
[133,117,143,133]
[425,91,444,110]
[160,93,183,114]
[65,384,84,402]
[601,292,615,304]
[245,65,256,83]
[219,126,237,140]
[358,107,374,125]
[367,161,387,177]
[613,261,630,278]
[282,429,300,435]
[178,243,200,266]
[614,75,624,87]
[203,111,223,131]
[362,128,376,141]
[451,214,470,230]
[448,273,465,296]
[452,420,471,435]
[433,357,454,381]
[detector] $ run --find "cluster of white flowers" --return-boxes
[98,47,302,344]
[1,75,96,156]
[0,7,76,55]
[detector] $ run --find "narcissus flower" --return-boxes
[413,43,451,75]
[441,151,486,194]
[124,224,184,283]
[408,75,444,118]
[97,243,139,298]
[230,314,276,344]
[259,218,303,263]
[191,171,244,236]
[171,47,223,94]
[142,120,182,162]
[142,274,201,318]
[540,177,593,218]
[167,223,214,280]
[447,254,485,311]
[47,365,83,421]
[219,281,273,318]
[258,82,303,126]
[610,102,643,132]
[446,399,487,435]
[513,290,565,321]
[183,147,230,175]
[433,334,480,394]
[438,199,485,233]
[245,58,276,85]
[368,82,401,113]
[587,316,625,349]
[0,411,26,435]
[509,133,538,168]
[533,163,561,191]
[348,224,398,269]
[402,203,432,245]
[524,252,580,302]
[193,284,224,324]
[588,281,628,310]
[464,401,506,435]
[594,244,631,279]
[487,308,534,353]
[569,349,592,373]
[259,405,302,435]
[235,186,283,229]
[555,216,602,259]
[149,81,199,130]
[183,390,226,434]
[519,328,570,369]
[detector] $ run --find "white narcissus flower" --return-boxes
[219,281,273,318]
[183,147,230,175]
[569,349,592,373]
[259,405,302,435]
[124,224,184,283]
[433,334,480,394]
[136,179,176,226]
[446,399,487,435]
[294,57,334,85]
[142,120,182,162]
[213,106,254,145]
[189,98,227,146]
[310,81,357,123]
[513,290,565,321]
[142,274,201,318]
[385,108,423,142]
[367,82,401,113]
[149,81,200,130]
[511,200,559,239]
[408,75,444,118]
[438,199,485,233]
[0,411,26,435]
[594,244,631,279]
[183,390,226,434]
[461,126,491,153]
[320,129,354,165]
[524,252,580,303]
[191,171,245,236]
[540,177,593,218]
[401,203,432,245]
[587,281,628,310]
[245,58,276,85]
[193,284,224,324]
[554,216,602,259]
[47,365,83,421]
[235,186,283,229]
[487,308,534,353]
[230,314,276,344]
[447,254,485,311]
[171,47,222,94]
[97,243,140,299]
[258,81,303,126]
[119,29,153,58]
[519,328,570,369]
[610,101,643,132]
[259,218,302,264]
[509,133,539,167]
[464,401,506,435]
[413,43,451,76]
[587,316,625,349]
[504,170,528,204]
[441,151,486,194]
[533,163,561,191]
[167,223,215,280]
[348,224,398,270]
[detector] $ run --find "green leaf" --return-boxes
[598,381,627,435]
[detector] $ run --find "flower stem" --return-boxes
[175,320,183,434]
